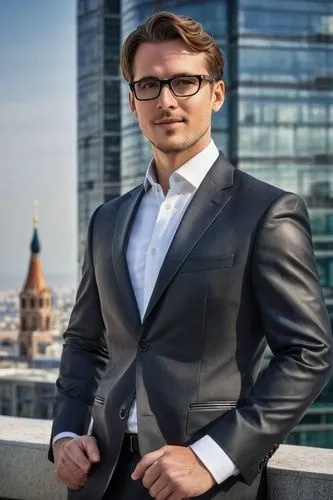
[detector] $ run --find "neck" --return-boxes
[152,135,211,195]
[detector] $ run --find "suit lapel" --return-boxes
[143,154,235,323]
[112,185,145,336]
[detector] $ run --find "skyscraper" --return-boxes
[230,1,333,321]
[77,0,121,268]
[120,0,333,318]
[77,2,333,308]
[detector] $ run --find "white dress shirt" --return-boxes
[54,140,238,485]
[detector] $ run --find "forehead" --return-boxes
[133,40,208,80]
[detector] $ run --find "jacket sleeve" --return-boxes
[206,193,333,484]
[48,205,109,462]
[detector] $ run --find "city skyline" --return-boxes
[0,1,77,289]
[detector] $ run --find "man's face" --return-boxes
[129,40,225,156]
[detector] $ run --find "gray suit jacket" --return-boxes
[49,154,333,500]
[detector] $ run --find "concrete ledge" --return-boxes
[0,416,66,500]
[267,444,333,500]
[1,416,333,500]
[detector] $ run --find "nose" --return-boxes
[157,83,178,109]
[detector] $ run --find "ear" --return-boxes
[129,92,138,118]
[212,80,225,113]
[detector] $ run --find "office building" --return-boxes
[230,0,333,320]
[0,368,57,419]
[77,0,121,268]
[121,0,333,311]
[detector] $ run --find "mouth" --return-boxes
[154,118,185,125]
[154,119,185,128]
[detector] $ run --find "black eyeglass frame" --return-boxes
[129,74,217,101]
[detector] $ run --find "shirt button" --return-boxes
[119,408,127,419]
[138,340,149,352]
[151,248,156,256]
[165,202,171,210]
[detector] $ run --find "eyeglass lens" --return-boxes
[134,76,200,99]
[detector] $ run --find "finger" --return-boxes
[57,461,87,490]
[61,453,88,482]
[132,448,165,480]
[155,485,174,500]
[165,493,184,500]
[142,461,162,489]
[148,475,168,497]
[58,469,86,490]
[81,436,100,463]
[63,441,93,476]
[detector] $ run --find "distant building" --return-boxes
[0,367,57,419]
[18,204,53,362]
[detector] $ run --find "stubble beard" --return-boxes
[149,125,210,155]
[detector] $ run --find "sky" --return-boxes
[0,1,77,289]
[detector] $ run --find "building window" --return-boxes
[21,318,26,331]
[21,298,26,309]
[39,298,43,308]
[45,317,50,330]
[31,299,35,308]
[20,342,28,358]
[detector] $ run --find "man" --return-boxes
[50,11,333,500]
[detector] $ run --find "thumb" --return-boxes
[81,436,100,463]
[131,447,165,480]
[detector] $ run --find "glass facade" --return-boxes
[286,375,333,448]
[77,0,121,269]
[0,380,55,419]
[78,1,333,297]
[233,0,333,318]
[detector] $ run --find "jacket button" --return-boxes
[138,340,149,352]
[119,408,127,419]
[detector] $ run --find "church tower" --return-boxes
[18,202,52,361]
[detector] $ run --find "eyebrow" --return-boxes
[135,73,198,81]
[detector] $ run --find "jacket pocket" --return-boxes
[186,401,241,436]
[93,396,105,406]
[180,254,234,273]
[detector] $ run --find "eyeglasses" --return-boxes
[129,74,217,101]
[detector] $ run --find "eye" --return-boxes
[173,77,197,88]
[137,80,159,90]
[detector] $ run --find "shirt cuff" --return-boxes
[190,434,238,484]
[52,432,79,445]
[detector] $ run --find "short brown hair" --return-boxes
[120,11,224,83]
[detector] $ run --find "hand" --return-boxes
[54,436,100,490]
[131,445,215,499]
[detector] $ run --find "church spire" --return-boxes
[30,200,41,254]
[23,202,46,292]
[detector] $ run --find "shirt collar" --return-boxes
[143,140,219,192]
